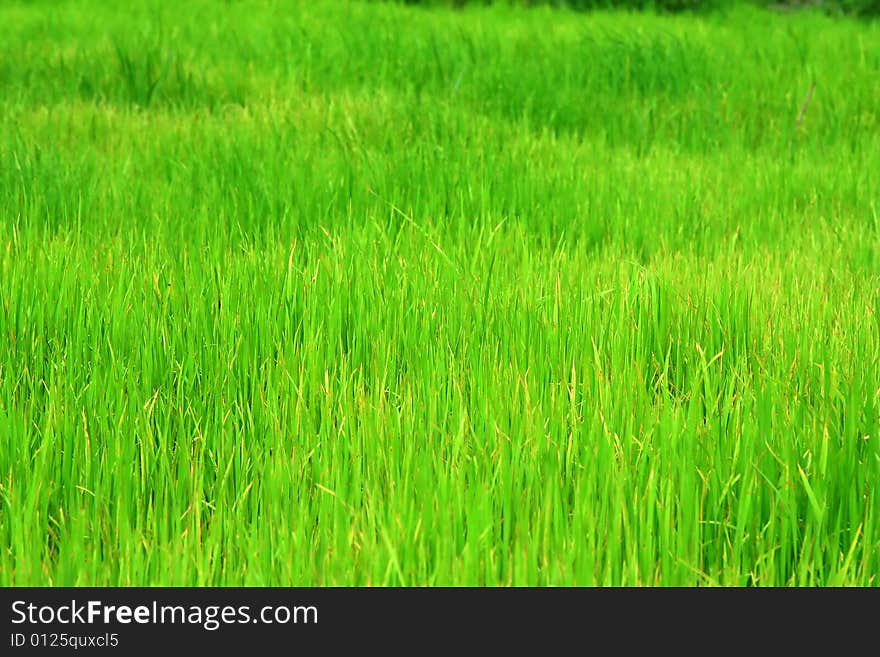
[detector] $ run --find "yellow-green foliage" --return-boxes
[0,0,878,585]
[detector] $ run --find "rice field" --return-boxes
[1,0,879,586]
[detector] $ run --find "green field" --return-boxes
[1,0,879,586]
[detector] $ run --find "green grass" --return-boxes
[1,0,879,586]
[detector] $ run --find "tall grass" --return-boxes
[0,0,878,585]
